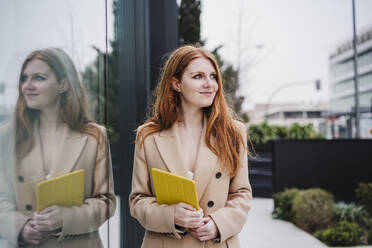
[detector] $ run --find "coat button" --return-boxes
[18,176,24,182]
[208,201,214,207]
[215,172,222,179]
[25,204,32,211]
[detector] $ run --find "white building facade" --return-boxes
[328,26,372,138]
[329,27,372,112]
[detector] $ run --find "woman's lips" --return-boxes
[24,93,39,99]
[200,92,214,97]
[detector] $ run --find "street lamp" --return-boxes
[264,79,321,121]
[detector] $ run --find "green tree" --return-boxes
[178,0,203,45]
[82,0,119,142]
[211,46,248,122]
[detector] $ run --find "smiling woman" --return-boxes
[171,57,219,111]
[129,45,252,248]
[20,59,63,112]
[0,48,116,247]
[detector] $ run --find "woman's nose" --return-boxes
[22,79,34,90]
[203,77,214,87]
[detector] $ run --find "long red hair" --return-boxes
[137,45,248,177]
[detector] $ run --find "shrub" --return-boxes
[333,202,371,229]
[368,226,372,244]
[355,183,372,215]
[272,188,300,222]
[247,122,323,145]
[314,221,364,246]
[292,188,334,232]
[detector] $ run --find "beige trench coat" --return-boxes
[0,123,116,247]
[129,119,252,248]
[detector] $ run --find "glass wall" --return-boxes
[0,0,118,247]
[330,49,372,78]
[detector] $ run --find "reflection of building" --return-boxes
[0,82,9,124]
[329,27,372,112]
[248,102,329,136]
[327,26,372,138]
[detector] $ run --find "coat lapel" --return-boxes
[19,127,46,182]
[193,118,218,201]
[153,124,189,178]
[49,125,88,177]
[153,118,219,201]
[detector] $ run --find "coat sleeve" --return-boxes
[0,167,30,246]
[0,124,30,246]
[58,126,116,241]
[129,130,182,239]
[209,122,252,243]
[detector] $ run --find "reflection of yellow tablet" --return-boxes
[37,169,85,212]
[151,168,199,210]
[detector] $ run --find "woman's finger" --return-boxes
[39,206,56,214]
[180,203,196,211]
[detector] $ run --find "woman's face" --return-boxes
[21,59,62,111]
[177,57,219,110]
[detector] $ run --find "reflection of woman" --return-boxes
[129,45,252,248]
[0,48,116,247]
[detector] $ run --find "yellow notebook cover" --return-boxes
[37,169,85,212]
[151,168,199,210]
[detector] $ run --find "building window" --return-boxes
[307,111,321,118]
[284,111,303,119]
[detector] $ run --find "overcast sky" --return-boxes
[0,0,113,108]
[201,0,372,110]
[2,0,372,112]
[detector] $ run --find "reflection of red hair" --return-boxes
[137,45,248,177]
[15,48,102,159]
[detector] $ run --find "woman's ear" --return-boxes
[171,77,181,92]
[59,79,70,94]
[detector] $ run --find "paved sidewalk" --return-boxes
[100,197,371,248]
[239,198,327,248]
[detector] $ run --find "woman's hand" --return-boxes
[33,205,63,232]
[189,216,219,241]
[174,202,204,229]
[20,219,50,245]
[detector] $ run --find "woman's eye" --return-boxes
[20,75,27,83]
[193,74,202,79]
[35,75,45,81]
[211,74,217,80]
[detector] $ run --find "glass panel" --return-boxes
[0,1,117,247]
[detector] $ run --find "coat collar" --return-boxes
[20,123,88,182]
[50,124,88,177]
[153,116,218,201]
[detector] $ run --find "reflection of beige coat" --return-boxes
[0,123,116,248]
[129,120,252,248]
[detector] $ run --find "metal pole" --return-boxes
[352,0,360,138]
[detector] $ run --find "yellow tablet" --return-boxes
[37,169,85,212]
[151,168,199,210]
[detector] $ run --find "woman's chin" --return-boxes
[26,104,41,111]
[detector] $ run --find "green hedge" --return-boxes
[272,188,299,222]
[273,186,372,246]
[292,188,334,233]
[333,202,371,230]
[314,221,364,246]
[247,122,323,145]
[355,183,372,215]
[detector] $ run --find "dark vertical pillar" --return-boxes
[149,0,179,91]
[117,0,149,247]
[117,0,178,247]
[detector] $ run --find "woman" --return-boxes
[0,48,116,247]
[129,45,252,248]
